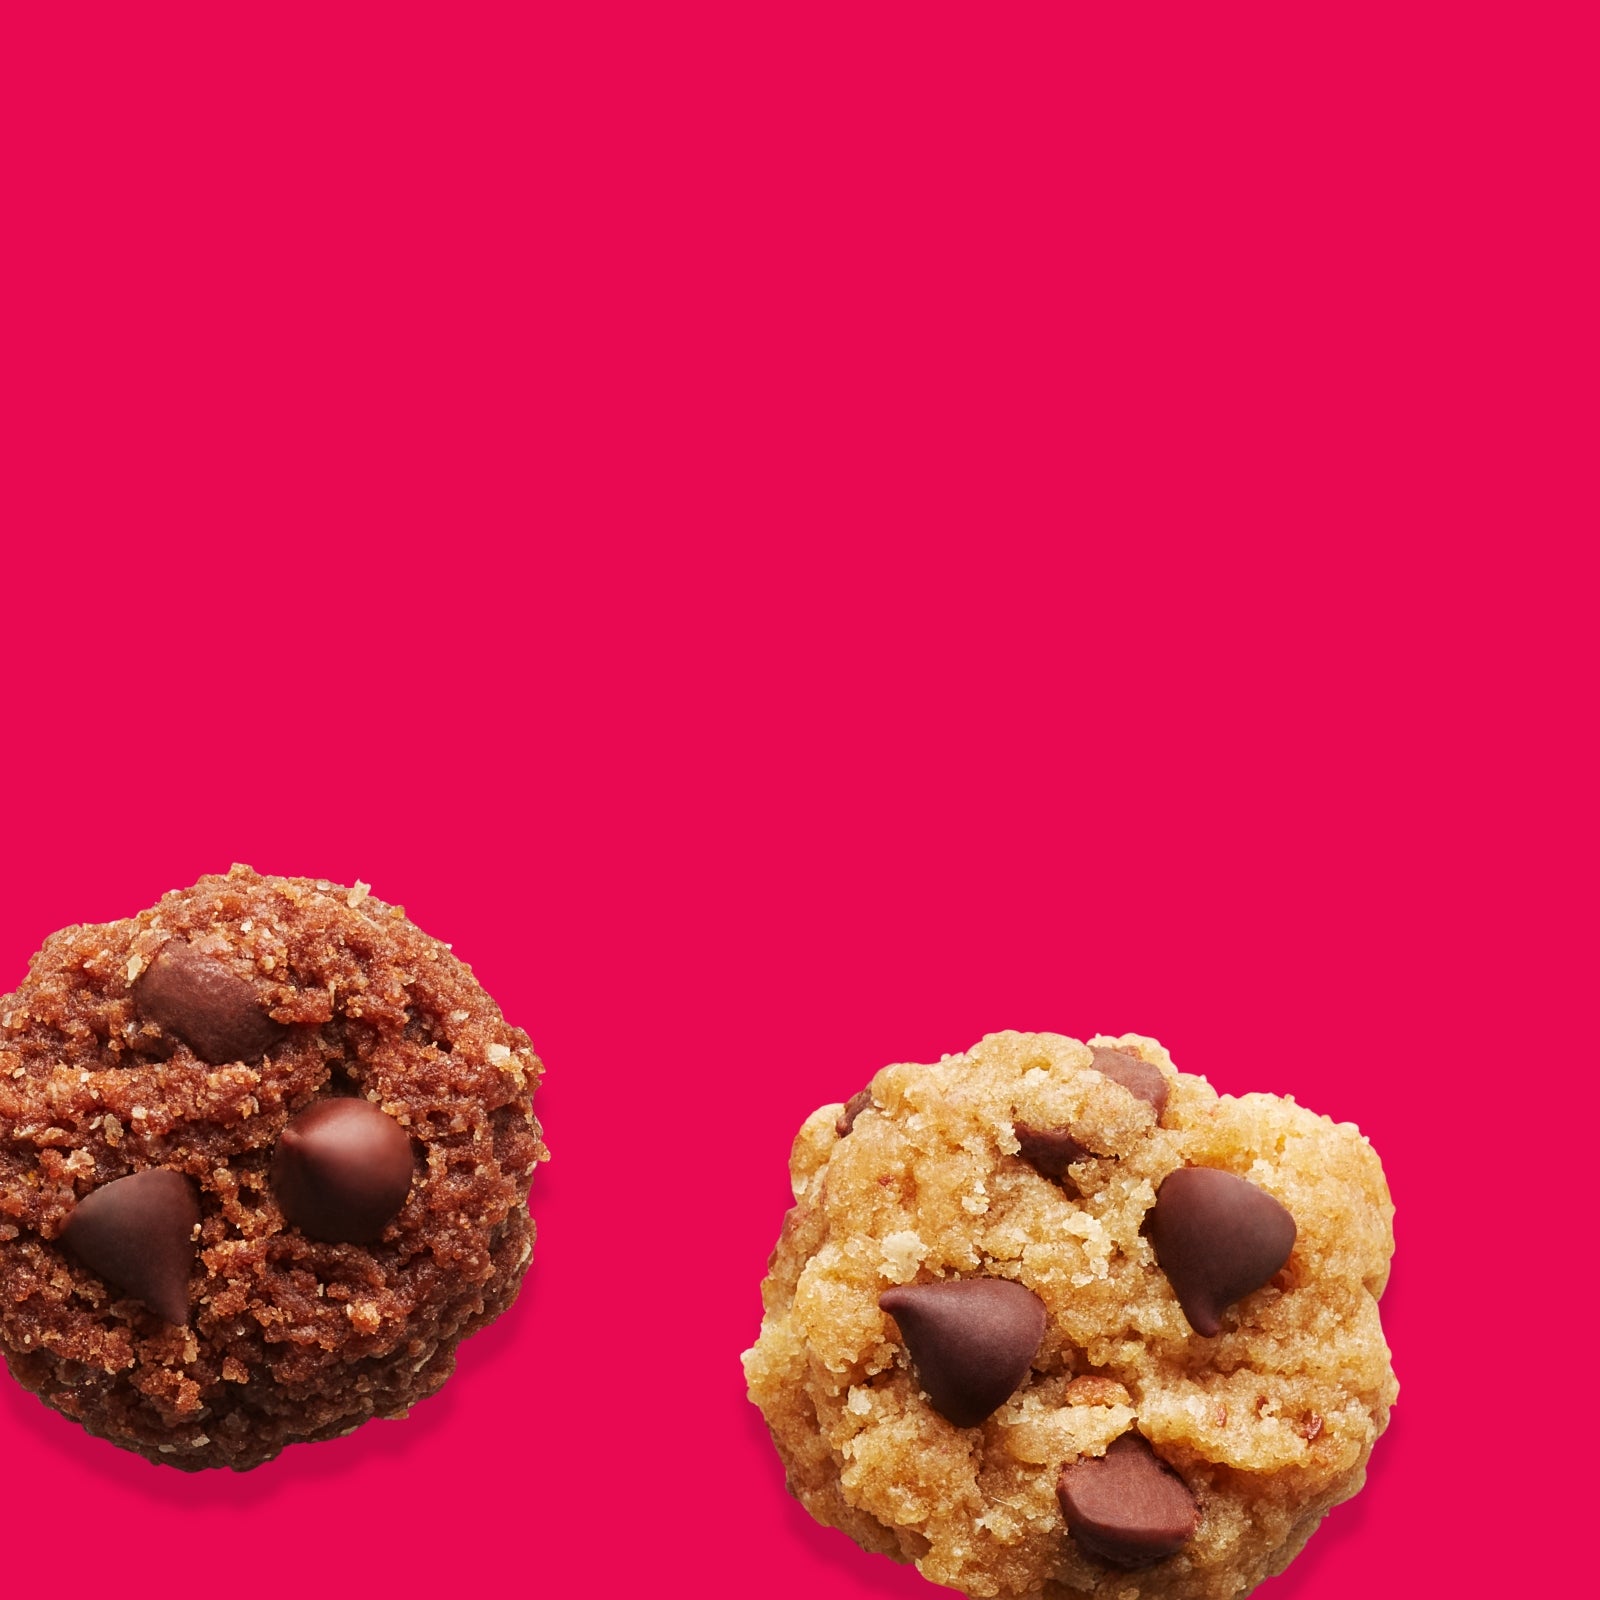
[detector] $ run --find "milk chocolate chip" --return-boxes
[271,1099,415,1243]
[1089,1047,1169,1117]
[60,1170,200,1323]
[1014,1124,1092,1181]
[135,938,285,1064]
[1015,1049,1166,1184]
[836,1089,873,1137]
[1147,1166,1296,1336]
[1058,1431,1199,1567]
[878,1279,1046,1427]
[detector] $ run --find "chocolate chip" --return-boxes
[60,1170,200,1323]
[135,938,285,1065]
[1014,1124,1093,1182]
[878,1279,1046,1427]
[1147,1166,1296,1336]
[836,1089,873,1137]
[1014,1049,1165,1185]
[1058,1431,1199,1567]
[271,1099,415,1243]
[1089,1047,1169,1118]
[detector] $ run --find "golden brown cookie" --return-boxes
[0,866,546,1469]
[743,1031,1395,1597]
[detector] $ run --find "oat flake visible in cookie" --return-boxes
[0,865,547,1470]
[742,1031,1396,1598]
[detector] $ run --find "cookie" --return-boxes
[742,1032,1395,1598]
[0,865,547,1470]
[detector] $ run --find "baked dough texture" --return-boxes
[0,866,546,1469]
[742,1032,1395,1598]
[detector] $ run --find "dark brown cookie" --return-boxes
[0,866,546,1470]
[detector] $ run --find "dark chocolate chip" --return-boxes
[878,1279,1046,1428]
[60,1170,200,1323]
[271,1099,415,1243]
[1089,1047,1169,1119]
[134,938,286,1065]
[836,1089,873,1137]
[1147,1166,1296,1336]
[1058,1431,1199,1567]
[1014,1124,1093,1182]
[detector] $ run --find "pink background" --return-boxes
[0,6,1588,1596]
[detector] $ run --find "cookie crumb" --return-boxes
[1064,1375,1132,1407]
[878,1230,929,1282]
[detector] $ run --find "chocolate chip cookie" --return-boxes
[742,1032,1396,1598]
[0,866,546,1469]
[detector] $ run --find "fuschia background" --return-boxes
[0,7,1589,1597]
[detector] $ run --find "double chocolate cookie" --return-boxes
[0,866,546,1469]
[743,1032,1396,1598]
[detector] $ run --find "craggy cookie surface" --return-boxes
[0,866,546,1469]
[743,1033,1395,1598]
